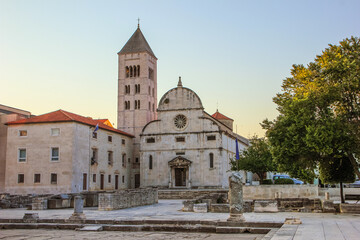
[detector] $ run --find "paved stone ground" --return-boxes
[1,200,360,240]
[0,229,264,240]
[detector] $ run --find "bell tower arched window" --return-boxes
[209,153,214,168]
[149,155,153,170]
[130,66,133,77]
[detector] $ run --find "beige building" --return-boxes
[0,104,31,192]
[5,110,133,195]
[117,25,157,188]
[140,79,248,189]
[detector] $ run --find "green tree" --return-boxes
[231,137,277,184]
[262,37,360,201]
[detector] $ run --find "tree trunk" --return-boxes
[257,172,264,184]
[348,153,360,179]
[340,182,345,204]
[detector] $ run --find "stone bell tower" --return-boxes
[117,24,157,188]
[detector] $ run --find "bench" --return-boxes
[345,194,360,203]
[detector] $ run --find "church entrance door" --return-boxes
[175,168,186,186]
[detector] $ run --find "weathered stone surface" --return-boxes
[340,203,360,213]
[211,204,229,213]
[254,200,278,213]
[284,217,302,225]
[32,198,48,210]
[98,188,158,211]
[182,200,194,212]
[322,200,336,213]
[227,172,245,222]
[23,213,39,223]
[193,203,207,213]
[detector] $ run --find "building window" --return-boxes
[122,175,125,183]
[128,157,130,163]
[19,130,27,137]
[122,139,125,145]
[148,67,154,80]
[135,84,140,94]
[93,174,96,183]
[209,153,214,168]
[176,137,185,142]
[137,65,140,76]
[149,102,151,110]
[51,128,60,136]
[51,173,57,184]
[176,152,185,155]
[122,154,126,167]
[152,88,154,97]
[148,86,151,94]
[34,174,41,183]
[125,66,129,78]
[146,137,155,143]
[108,174,111,183]
[18,148,26,162]
[108,135,112,142]
[91,148,98,165]
[108,151,113,165]
[18,174,24,183]
[51,147,59,161]
[207,135,216,141]
[174,114,187,129]
[149,155,153,170]
[135,157,139,163]
[130,66,133,77]
[93,132,97,139]
[152,104,155,112]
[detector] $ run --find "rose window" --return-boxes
[174,114,187,129]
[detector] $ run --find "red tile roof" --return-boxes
[6,110,134,137]
[211,110,233,121]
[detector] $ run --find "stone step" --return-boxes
[0,222,277,234]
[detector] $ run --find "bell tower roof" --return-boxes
[118,27,156,58]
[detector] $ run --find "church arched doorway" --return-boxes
[168,157,192,188]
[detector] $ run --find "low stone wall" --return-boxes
[98,188,158,211]
[159,189,228,199]
[243,185,319,199]
[319,187,360,200]
[0,193,50,209]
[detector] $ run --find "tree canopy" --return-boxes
[262,37,360,185]
[231,136,277,183]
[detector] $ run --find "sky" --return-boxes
[1,0,360,138]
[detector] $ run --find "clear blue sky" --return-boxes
[1,0,359,137]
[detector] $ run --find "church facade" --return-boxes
[139,79,248,189]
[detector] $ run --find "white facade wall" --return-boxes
[5,122,133,195]
[140,85,248,189]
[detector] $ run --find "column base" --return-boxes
[227,213,245,222]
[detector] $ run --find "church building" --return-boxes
[139,78,248,188]
[117,25,249,189]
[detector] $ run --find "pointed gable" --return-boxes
[118,27,156,58]
[212,110,233,121]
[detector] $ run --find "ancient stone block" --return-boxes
[254,200,278,212]
[193,203,207,213]
[211,204,229,213]
[340,203,360,213]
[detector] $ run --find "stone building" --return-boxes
[117,25,157,188]
[5,110,133,195]
[0,104,32,192]
[139,79,248,189]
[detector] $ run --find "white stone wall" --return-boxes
[140,86,248,189]
[5,122,133,195]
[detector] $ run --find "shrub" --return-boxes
[262,179,273,185]
[274,178,294,184]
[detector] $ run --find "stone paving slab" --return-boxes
[1,200,360,240]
